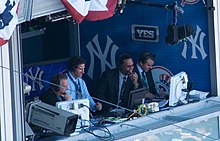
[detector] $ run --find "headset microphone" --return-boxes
[174,6,184,14]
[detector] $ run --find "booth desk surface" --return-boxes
[38,97,220,141]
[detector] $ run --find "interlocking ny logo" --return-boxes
[0,0,15,29]
[24,67,44,92]
[86,34,119,79]
[182,25,207,60]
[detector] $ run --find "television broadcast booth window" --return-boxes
[21,18,79,65]
[22,18,81,138]
[22,18,80,100]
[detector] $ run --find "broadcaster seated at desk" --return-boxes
[65,56,102,112]
[39,73,72,106]
[94,54,141,113]
[134,51,166,100]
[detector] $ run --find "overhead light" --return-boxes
[166,24,193,45]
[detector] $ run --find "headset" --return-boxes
[50,73,68,92]
[68,56,86,72]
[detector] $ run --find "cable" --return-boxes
[82,120,115,141]
[91,96,135,113]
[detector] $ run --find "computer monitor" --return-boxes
[56,99,90,129]
[169,71,188,107]
[127,87,148,109]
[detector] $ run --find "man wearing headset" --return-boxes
[65,56,102,112]
[39,73,72,106]
[94,53,140,112]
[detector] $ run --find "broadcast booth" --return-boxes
[1,0,220,141]
[24,71,211,141]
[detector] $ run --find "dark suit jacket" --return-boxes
[39,88,65,106]
[94,68,139,111]
[133,64,158,96]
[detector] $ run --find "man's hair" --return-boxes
[118,53,132,66]
[139,51,156,64]
[68,56,86,72]
[50,73,67,91]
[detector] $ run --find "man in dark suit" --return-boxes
[39,73,72,106]
[133,51,158,100]
[94,54,140,112]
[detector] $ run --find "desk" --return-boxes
[38,96,220,141]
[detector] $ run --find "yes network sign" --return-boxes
[132,24,159,42]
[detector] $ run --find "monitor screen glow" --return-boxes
[127,87,148,109]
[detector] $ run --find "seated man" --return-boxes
[94,54,140,112]
[65,56,102,112]
[134,51,161,100]
[39,73,72,106]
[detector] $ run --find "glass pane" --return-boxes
[145,117,219,141]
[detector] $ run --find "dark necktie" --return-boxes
[73,79,82,99]
[142,71,149,91]
[119,76,127,106]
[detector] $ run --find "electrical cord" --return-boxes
[82,120,115,141]
[77,104,115,140]
[126,103,148,119]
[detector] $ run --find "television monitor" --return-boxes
[56,99,90,129]
[127,87,148,109]
[169,71,188,106]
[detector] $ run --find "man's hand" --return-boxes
[94,102,102,111]
[146,92,155,100]
[129,72,139,88]
[63,94,72,100]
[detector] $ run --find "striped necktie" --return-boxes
[119,76,127,106]
[73,79,82,99]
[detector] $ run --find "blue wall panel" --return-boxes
[80,0,210,93]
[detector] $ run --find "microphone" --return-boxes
[174,6,184,14]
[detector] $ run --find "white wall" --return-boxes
[213,0,220,96]
[0,26,25,141]
[0,43,14,141]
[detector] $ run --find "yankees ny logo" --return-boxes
[0,0,15,29]
[182,25,207,60]
[86,34,119,79]
[24,67,44,92]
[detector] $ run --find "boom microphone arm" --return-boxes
[119,0,184,24]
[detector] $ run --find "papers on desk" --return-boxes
[158,99,169,108]
[103,117,127,124]
[189,90,209,100]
